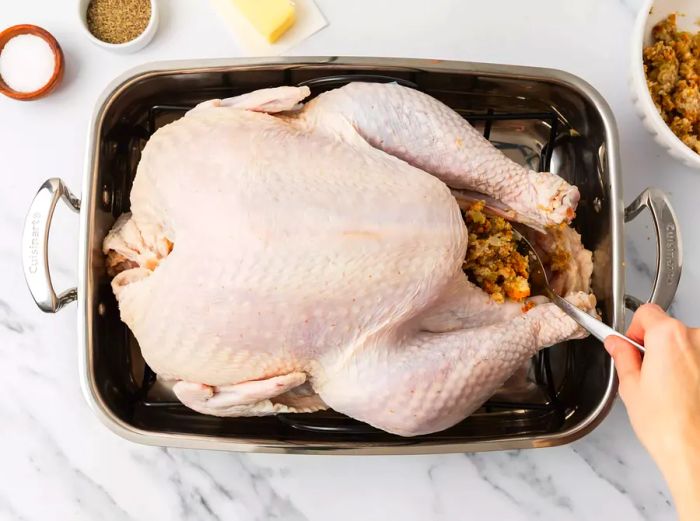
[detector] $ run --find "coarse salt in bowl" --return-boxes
[0,25,64,101]
[2,35,54,92]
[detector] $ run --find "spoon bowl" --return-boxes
[513,227,646,353]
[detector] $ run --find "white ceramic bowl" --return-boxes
[78,0,158,54]
[630,0,700,169]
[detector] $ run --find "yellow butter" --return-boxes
[229,0,296,43]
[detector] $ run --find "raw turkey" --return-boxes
[104,82,595,436]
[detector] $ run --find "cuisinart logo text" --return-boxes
[665,223,677,284]
[27,211,42,274]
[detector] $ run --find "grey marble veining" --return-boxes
[1,0,695,519]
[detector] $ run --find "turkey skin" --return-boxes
[104,82,594,436]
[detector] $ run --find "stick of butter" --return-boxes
[229,0,296,43]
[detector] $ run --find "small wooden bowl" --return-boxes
[0,25,64,101]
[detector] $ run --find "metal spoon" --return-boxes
[513,228,645,353]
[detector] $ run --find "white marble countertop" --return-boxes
[1,0,697,519]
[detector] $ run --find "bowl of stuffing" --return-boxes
[631,0,700,169]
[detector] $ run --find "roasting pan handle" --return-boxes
[22,178,80,313]
[624,188,682,312]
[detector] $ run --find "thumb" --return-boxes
[604,336,642,402]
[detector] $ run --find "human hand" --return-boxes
[604,304,700,521]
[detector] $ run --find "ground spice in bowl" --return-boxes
[87,0,152,44]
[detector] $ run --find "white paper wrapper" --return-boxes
[209,0,328,56]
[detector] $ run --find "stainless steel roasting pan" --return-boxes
[22,57,682,454]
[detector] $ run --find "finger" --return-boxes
[690,327,700,346]
[626,303,667,343]
[604,336,642,398]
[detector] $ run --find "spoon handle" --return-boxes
[549,292,646,353]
